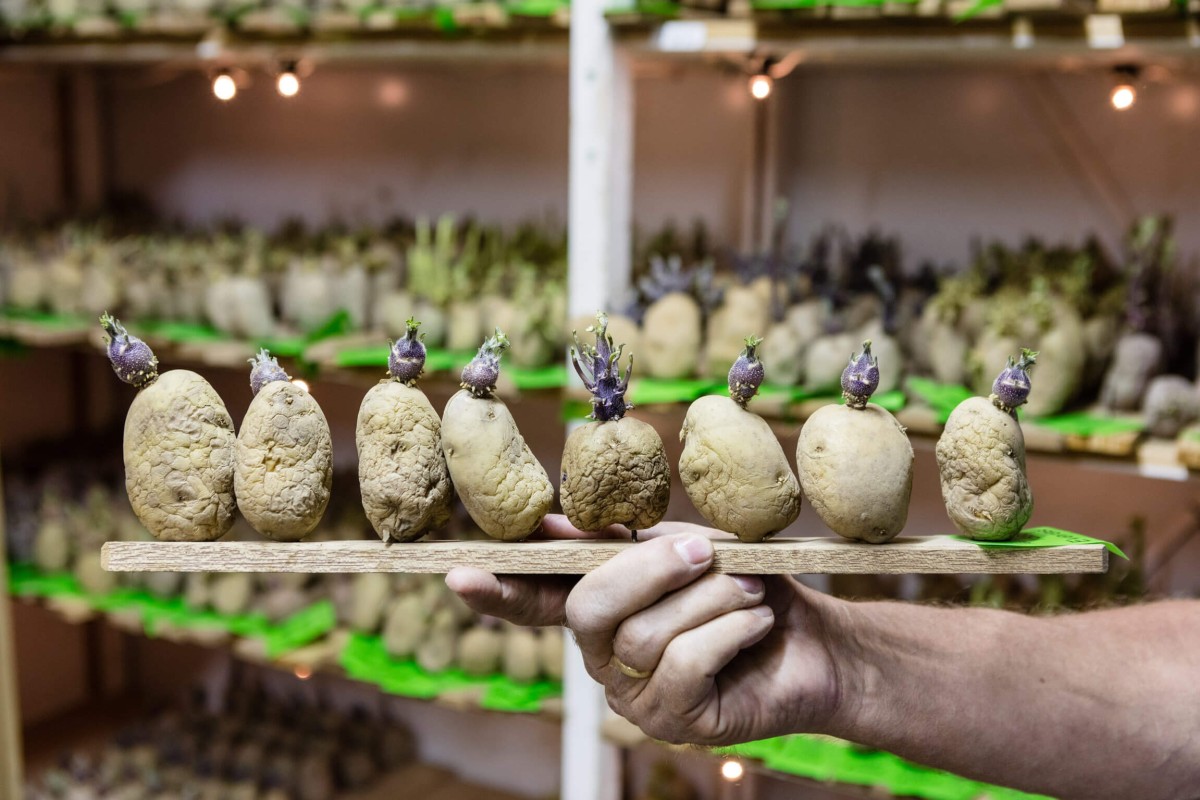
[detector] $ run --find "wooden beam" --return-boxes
[102,536,1107,575]
[0,468,25,795]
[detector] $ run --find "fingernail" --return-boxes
[751,605,773,618]
[674,535,713,566]
[733,576,763,595]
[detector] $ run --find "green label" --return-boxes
[953,527,1127,560]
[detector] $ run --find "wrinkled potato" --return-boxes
[442,391,553,541]
[124,369,237,542]
[357,382,453,542]
[798,404,913,543]
[561,417,671,533]
[236,377,332,542]
[680,395,800,542]
[936,396,1033,541]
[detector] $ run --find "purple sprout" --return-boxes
[461,329,511,398]
[100,313,159,389]
[388,317,426,386]
[841,340,880,409]
[248,349,290,396]
[571,312,632,423]
[991,349,1037,414]
[728,335,765,408]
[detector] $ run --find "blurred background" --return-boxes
[3,1,1200,797]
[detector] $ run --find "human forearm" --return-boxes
[815,595,1200,799]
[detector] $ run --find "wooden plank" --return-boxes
[102,537,1107,575]
[0,467,23,796]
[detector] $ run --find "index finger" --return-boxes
[565,533,715,675]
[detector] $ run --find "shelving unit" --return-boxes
[4,1,1200,798]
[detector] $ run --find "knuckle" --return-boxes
[612,619,657,662]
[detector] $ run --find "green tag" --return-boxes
[255,336,308,359]
[629,378,722,406]
[954,527,1127,560]
[1027,412,1144,438]
[256,600,336,657]
[904,378,973,425]
[304,309,354,343]
[510,364,568,391]
[506,0,564,16]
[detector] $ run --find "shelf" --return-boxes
[615,14,1200,66]
[101,536,1108,575]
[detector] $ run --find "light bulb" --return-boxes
[292,378,310,393]
[1111,84,1135,110]
[720,759,744,782]
[749,74,772,101]
[277,70,300,98]
[294,665,312,680]
[213,72,236,102]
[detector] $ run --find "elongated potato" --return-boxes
[236,351,332,541]
[103,315,236,542]
[442,331,553,541]
[797,342,912,543]
[680,338,801,542]
[357,320,454,542]
[937,352,1036,541]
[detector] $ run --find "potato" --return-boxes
[641,293,701,379]
[457,624,503,676]
[502,626,541,684]
[761,320,804,387]
[1142,375,1199,439]
[797,342,912,543]
[356,322,453,542]
[680,396,801,542]
[1024,304,1085,418]
[561,315,671,535]
[442,332,553,541]
[1101,332,1162,411]
[381,593,427,658]
[705,286,770,378]
[803,332,856,392]
[538,626,565,682]
[936,353,1036,541]
[103,315,236,543]
[76,551,117,596]
[235,351,332,541]
[416,609,458,672]
[349,572,391,634]
[210,572,254,616]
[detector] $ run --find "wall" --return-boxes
[0,71,63,224]
[105,63,754,244]
[777,66,1200,267]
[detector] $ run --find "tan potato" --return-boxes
[236,375,332,542]
[382,593,428,658]
[936,396,1033,541]
[457,625,504,676]
[680,395,800,542]
[538,626,564,682]
[561,417,671,533]
[641,293,701,379]
[797,403,913,543]
[502,625,541,684]
[122,369,237,542]
[442,389,553,541]
[356,381,453,542]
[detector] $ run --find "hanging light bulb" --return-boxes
[277,62,300,98]
[212,70,237,102]
[1110,83,1135,110]
[749,73,773,101]
[1110,64,1139,111]
[720,759,745,782]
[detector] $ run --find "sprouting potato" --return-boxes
[679,336,801,542]
[936,350,1037,541]
[560,313,670,538]
[235,350,332,541]
[797,341,913,543]
[441,330,554,541]
[101,314,236,542]
[356,318,454,543]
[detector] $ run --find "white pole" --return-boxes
[565,0,633,793]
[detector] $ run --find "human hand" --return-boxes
[446,515,844,746]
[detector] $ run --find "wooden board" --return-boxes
[102,537,1107,575]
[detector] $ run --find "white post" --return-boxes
[565,0,632,795]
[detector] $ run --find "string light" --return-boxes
[1110,64,1139,111]
[720,759,744,782]
[294,665,312,680]
[212,70,236,102]
[277,62,300,98]
[749,73,772,101]
[1111,83,1135,110]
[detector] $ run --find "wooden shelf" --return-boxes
[102,536,1108,575]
